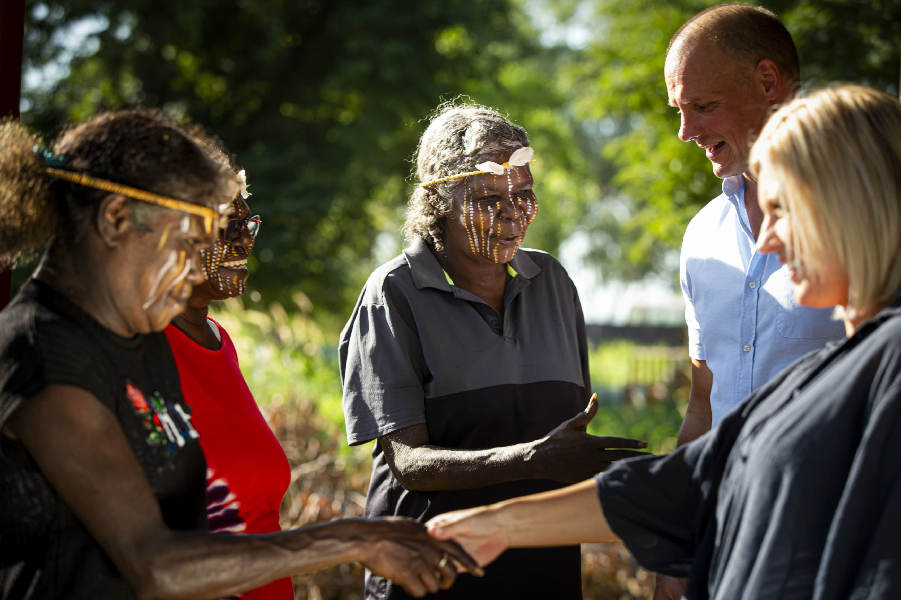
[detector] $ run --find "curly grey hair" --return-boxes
[404,102,529,251]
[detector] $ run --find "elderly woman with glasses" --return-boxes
[340,103,647,599]
[428,85,901,600]
[0,110,477,600]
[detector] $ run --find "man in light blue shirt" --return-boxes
[655,7,845,599]
[680,175,844,427]
[666,5,845,446]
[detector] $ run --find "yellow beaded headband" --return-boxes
[418,146,534,188]
[45,167,226,235]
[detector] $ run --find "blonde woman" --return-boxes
[427,85,901,600]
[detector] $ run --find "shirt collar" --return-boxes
[403,237,540,292]
[722,175,755,239]
[722,174,745,202]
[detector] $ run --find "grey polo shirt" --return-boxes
[340,238,590,599]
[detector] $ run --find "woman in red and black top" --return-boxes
[164,174,292,600]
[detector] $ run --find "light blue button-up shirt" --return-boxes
[679,176,845,426]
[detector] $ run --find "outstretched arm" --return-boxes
[427,478,617,566]
[379,394,647,491]
[6,384,479,599]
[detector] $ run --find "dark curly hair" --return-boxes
[404,102,529,251]
[0,109,235,268]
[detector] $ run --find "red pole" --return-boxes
[0,0,25,309]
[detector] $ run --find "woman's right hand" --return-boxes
[427,506,510,567]
[357,517,482,597]
[528,394,648,482]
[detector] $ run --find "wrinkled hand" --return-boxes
[360,517,482,598]
[426,507,509,568]
[530,394,648,482]
[653,574,688,600]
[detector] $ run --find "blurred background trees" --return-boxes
[19,0,900,318]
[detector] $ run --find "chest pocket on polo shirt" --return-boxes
[766,267,841,340]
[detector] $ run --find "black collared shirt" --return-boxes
[341,238,590,599]
[597,300,901,599]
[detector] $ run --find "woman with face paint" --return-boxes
[164,171,296,600]
[340,103,648,600]
[427,85,901,600]
[0,111,478,600]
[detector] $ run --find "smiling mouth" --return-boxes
[702,141,726,158]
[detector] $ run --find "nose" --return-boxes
[186,248,205,286]
[678,111,698,142]
[498,194,523,220]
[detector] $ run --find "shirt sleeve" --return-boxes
[339,278,428,446]
[0,315,108,454]
[594,408,746,577]
[0,326,42,443]
[680,226,705,361]
[595,447,702,575]
[571,281,591,395]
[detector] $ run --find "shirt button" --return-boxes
[743,344,752,352]
[748,281,758,289]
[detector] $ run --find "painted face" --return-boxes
[445,162,538,265]
[198,196,258,299]
[124,211,210,333]
[665,42,773,179]
[756,168,849,309]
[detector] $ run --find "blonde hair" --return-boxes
[750,84,901,320]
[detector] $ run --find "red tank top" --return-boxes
[165,319,293,600]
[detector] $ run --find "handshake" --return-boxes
[366,503,531,598]
[384,474,618,598]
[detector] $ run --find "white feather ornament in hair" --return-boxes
[475,146,534,175]
[237,169,252,199]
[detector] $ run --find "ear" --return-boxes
[755,58,786,104]
[95,194,134,248]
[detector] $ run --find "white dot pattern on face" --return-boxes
[201,232,251,298]
[200,241,225,282]
[478,183,489,255]
[465,185,477,255]
[459,167,540,265]
[493,195,503,263]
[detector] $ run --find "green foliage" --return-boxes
[587,340,688,454]
[22,0,531,314]
[19,0,901,312]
